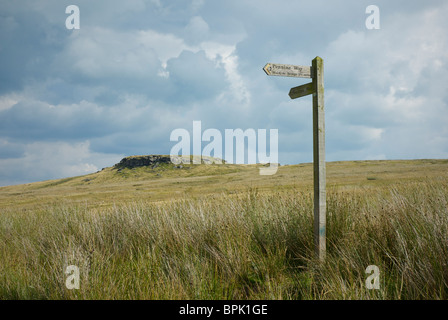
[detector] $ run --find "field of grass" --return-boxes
[0,158,447,299]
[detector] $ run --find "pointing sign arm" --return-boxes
[262,57,326,262]
[289,82,314,99]
[263,63,312,78]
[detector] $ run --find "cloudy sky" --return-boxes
[0,0,447,186]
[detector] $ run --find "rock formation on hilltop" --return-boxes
[114,155,225,169]
[114,155,172,169]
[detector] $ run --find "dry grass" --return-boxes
[1,159,447,210]
[0,159,447,299]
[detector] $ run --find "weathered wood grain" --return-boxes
[288,82,314,99]
[263,63,312,78]
[312,56,326,262]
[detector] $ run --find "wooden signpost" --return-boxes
[263,57,326,262]
[263,63,312,78]
[288,82,314,99]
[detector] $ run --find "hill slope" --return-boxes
[0,157,447,210]
[1,157,448,300]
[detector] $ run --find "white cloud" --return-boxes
[138,29,195,68]
[0,94,19,111]
[200,42,250,104]
[58,25,248,103]
[0,141,123,186]
[184,16,210,44]
[61,27,162,79]
[1,1,448,186]
[320,3,448,161]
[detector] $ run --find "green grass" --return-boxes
[0,159,447,299]
[1,159,447,210]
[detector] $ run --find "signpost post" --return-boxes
[263,57,326,262]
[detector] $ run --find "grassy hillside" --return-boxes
[1,158,447,210]
[0,158,447,299]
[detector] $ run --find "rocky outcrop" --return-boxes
[114,155,225,169]
[114,155,172,169]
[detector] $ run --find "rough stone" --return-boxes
[114,155,172,169]
[114,155,224,169]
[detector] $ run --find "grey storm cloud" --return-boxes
[0,99,154,141]
[165,50,228,102]
[0,0,447,185]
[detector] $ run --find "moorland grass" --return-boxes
[1,179,447,299]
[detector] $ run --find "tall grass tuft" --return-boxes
[0,180,447,299]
